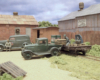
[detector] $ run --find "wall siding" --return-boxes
[59,13,100,45]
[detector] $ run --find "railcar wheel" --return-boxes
[23,52,32,60]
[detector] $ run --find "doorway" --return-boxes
[37,30,40,38]
[26,28,31,37]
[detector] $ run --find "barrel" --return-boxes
[51,35,57,43]
[56,35,61,39]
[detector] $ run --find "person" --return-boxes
[5,39,11,51]
[63,34,70,46]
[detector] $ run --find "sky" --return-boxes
[0,0,99,24]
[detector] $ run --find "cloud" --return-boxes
[0,0,99,24]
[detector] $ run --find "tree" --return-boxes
[38,21,58,27]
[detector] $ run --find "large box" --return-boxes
[55,39,66,45]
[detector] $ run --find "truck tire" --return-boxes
[0,46,4,52]
[50,48,60,56]
[23,51,32,60]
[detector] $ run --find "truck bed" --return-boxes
[62,45,91,51]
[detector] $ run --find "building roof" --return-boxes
[0,15,39,25]
[59,4,100,21]
[33,27,59,29]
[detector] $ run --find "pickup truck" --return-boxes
[21,38,62,60]
[21,35,91,60]
[0,35,31,51]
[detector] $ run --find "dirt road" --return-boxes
[0,51,79,80]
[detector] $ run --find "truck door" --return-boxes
[38,40,48,52]
[9,37,17,49]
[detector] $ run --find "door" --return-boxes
[37,40,48,52]
[9,37,18,49]
[26,28,31,37]
[37,30,40,38]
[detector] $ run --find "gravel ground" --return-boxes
[0,51,80,80]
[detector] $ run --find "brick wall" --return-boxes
[32,27,59,43]
[0,24,38,42]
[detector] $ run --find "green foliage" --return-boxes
[87,44,100,57]
[49,54,100,80]
[0,73,23,80]
[84,42,90,45]
[38,21,58,27]
[50,56,67,65]
[70,39,75,44]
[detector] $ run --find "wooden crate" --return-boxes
[55,39,66,45]
[0,61,27,78]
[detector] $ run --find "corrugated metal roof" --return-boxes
[59,4,100,21]
[33,27,59,29]
[0,15,39,25]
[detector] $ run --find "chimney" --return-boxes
[13,12,18,16]
[79,2,84,11]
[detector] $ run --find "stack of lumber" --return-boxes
[68,43,86,47]
[68,44,77,47]
[55,39,66,45]
[0,61,27,78]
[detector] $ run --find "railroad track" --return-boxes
[78,55,100,61]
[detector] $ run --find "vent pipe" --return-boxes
[79,2,84,11]
[13,12,18,16]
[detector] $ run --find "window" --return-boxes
[9,37,15,41]
[16,37,28,41]
[15,27,20,35]
[39,40,46,44]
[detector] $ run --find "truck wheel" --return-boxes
[50,48,60,56]
[23,52,32,60]
[0,46,3,52]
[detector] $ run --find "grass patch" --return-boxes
[48,54,100,80]
[0,73,23,80]
[87,44,100,57]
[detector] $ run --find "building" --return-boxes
[32,27,59,43]
[58,2,100,45]
[0,12,39,42]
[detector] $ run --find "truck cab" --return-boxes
[35,38,48,52]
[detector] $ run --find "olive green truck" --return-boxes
[0,35,31,51]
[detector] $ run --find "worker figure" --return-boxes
[76,36,80,40]
[64,34,70,43]
[64,34,70,46]
[5,39,11,51]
